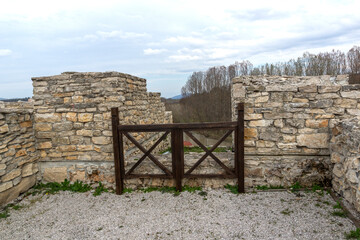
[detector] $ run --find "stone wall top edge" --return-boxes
[232,75,349,86]
[32,71,147,82]
[0,102,34,113]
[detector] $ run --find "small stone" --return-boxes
[78,113,93,122]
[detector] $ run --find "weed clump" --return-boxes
[345,228,360,239]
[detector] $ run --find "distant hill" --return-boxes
[0,97,30,102]
[171,94,183,100]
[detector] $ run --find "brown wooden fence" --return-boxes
[111,103,244,194]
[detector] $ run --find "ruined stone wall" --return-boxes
[32,72,172,185]
[331,119,360,211]
[232,75,360,187]
[0,102,39,205]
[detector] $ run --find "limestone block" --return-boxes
[244,128,258,140]
[318,86,341,93]
[0,175,36,205]
[315,93,340,99]
[265,85,298,92]
[305,119,328,128]
[34,123,52,131]
[77,145,93,151]
[78,113,93,122]
[43,167,68,182]
[53,122,73,131]
[35,113,61,122]
[299,85,317,93]
[232,84,245,98]
[341,91,360,98]
[15,149,27,158]
[38,142,52,149]
[72,96,83,103]
[333,164,344,178]
[347,109,360,116]
[66,112,77,122]
[58,145,76,152]
[70,170,86,182]
[309,99,333,108]
[255,96,269,103]
[297,133,329,148]
[346,170,358,184]
[76,129,93,136]
[331,152,342,163]
[249,120,273,127]
[92,137,111,145]
[0,124,9,133]
[0,182,13,193]
[244,114,263,120]
[20,121,32,128]
[21,163,38,177]
[2,169,21,182]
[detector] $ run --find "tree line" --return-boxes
[167,46,360,124]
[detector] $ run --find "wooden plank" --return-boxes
[119,121,237,132]
[125,174,173,179]
[111,107,124,194]
[237,103,245,193]
[172,129,183,192]
[184,130,235,176]
[123,132,172,176]
[125,131,170,176]
[184,174,236,179]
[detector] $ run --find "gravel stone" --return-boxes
[0,190,356,240]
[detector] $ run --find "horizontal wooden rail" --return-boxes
[118,121,237,132]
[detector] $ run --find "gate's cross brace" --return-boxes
[184,130,235,176]
[123,132,172,176]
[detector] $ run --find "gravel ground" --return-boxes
[0,189,356,240]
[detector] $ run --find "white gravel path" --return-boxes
[0,189,356,240]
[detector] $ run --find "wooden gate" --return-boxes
[111,103,244,194]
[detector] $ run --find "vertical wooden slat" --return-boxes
[236,103,245,193]
[111,107,124,194]
[171,129,183,192]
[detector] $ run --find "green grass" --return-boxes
[33,179,92,195]
[139,185,202,196]
[332,210,347,218]
[0,203,23,220]
[290,182,302,192]
[224,184,238,194]
[333,201,343,209]
[32,179,112,197]
[255,185,284,190]
[93,182,108,196]
[345,228,360,239]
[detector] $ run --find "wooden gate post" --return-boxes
[171,129,184,192]
[111,107,125,194]
[235,103,245,193]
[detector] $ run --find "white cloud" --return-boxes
[143,48,167,55]
[0,49,12,56]
[97,30,149,39]
[168,55,202,62]
[165,36,206,45]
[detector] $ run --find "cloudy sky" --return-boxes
[0,0,359,98]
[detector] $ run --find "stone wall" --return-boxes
[331,119,360,211]
[232,75,360,187]
[0,102,39,205]
[32,72,172,185]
